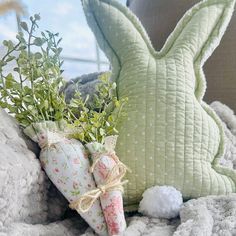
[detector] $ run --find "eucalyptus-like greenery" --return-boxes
[0,15,127,144]
[68,72,128,144]
[0,14,76,127]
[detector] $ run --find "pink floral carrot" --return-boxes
[86,136,128,236]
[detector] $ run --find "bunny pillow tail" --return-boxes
[82,0,236,210]
[24,121,108,236]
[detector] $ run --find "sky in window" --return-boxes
[0,0,126,80]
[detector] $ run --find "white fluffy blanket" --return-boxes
[1,101,236,236]
[83,195,236,236]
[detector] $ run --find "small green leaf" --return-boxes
[112,82,116,89]
[0,61,7,67]
[44,100,49,109]
[20,22,29,32]
[19,45,27,50]
[4,40,14,51]
[99,128,105,136]
[113,128,119,133]
[3,40,8,47]
[23,96,32,103]
[55,111,62,120]
[34,14,41,20]
[88,133,96,141]
[34,52,42,59]
[33,38,44,46]
[28,105,34,110]
[57,47,63,54]
[5,73,14,89]
[0,101,7,109]
[5,56,15,62]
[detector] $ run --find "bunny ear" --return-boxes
[165,0,235,63]
[81,0,152,80]
[162,0,235,100]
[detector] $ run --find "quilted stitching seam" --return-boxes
[82,0,236,207]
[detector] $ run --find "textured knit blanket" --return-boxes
[1,98,236,235]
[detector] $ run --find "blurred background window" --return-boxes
[0,0,126,80]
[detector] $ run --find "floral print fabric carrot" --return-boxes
[85,136,128,236]
[24,121,108,236]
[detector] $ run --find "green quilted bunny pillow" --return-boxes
[82,0,236,209]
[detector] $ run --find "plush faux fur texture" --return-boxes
[1,99,236,235]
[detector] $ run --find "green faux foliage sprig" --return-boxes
[0,15,128,144]
[0,14,76,127]
[68,72,128,144]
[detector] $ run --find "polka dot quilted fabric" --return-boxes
[82,0,236,210]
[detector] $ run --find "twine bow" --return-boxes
[69,152,130,213]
